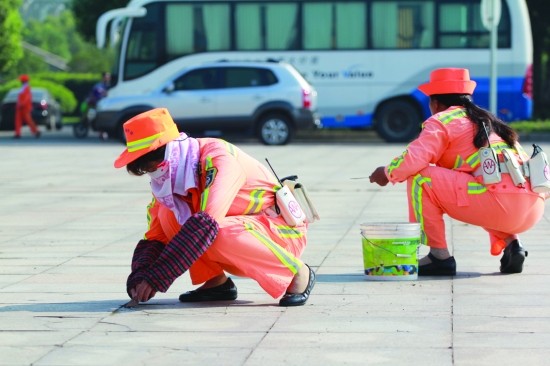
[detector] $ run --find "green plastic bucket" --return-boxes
[361,222,420,280]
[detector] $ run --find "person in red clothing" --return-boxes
[369,68,546,276]
[114,108,315,306]
[14,74,40,139]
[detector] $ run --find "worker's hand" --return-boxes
[130,280,157,303]
[369,166,389,187]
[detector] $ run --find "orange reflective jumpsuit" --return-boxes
[15,83,39,137]
[385,107,545,255]
[142,138,308,298]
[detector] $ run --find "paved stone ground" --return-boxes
[1,128,549,366]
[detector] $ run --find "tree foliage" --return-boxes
[0,0,24,75]
[71,0,129,43]
[10,10,112,76]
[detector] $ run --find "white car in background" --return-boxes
[94,60,319,145]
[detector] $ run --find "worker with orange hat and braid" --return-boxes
[14,74,40,139]
[369,68,546,276]
[115,108,315,306]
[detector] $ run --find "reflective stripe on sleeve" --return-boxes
[245,189,267,214]
[223,140,238,157]
[144,196,156,240]
[387,151,408,175]
[200,156,214,211]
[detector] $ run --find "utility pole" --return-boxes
[481,0,502,115]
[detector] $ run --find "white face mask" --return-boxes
[147,161,169,180]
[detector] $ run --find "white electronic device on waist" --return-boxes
[265,159,306,226]
[479,122,501,185]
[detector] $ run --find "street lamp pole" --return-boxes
[481,0,502,115]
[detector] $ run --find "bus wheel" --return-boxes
[257,113,293,145]
[375,100,421,143]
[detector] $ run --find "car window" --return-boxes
[223,67,278,88]
[2,88,48,103]
[174,68,220,91]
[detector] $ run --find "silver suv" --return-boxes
[94,60,319,145]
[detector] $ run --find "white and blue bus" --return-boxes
[97,0,533,142]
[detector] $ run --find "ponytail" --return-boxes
[431,94,518,148]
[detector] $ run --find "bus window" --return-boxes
[166,3,230,57]
[235,3,299,50]
[372,1,434,49]
[303,2,367,50]
[125,4,162,80]
[166,5,193,56]
[125,28,159,79]
[303,3,333,49]
[335,3,367,49]
[438,3,471,48]
[438,2,511,48]
[201,5,230,51]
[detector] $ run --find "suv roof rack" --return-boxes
[215,58,282,63]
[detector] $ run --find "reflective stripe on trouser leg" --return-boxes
[244,223,301,275]
[410,174,432,246]
[190,215,306,298]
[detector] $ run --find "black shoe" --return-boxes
[279,264,315,307]
[418,253,457,276]
[178,277,238,302]
[500,240,527,274]
[13,135,21,139]
[35,131,41,138]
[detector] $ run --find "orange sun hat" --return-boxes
[418,68,477,96]
[114,108,180,168]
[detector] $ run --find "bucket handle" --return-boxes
[361,234,416,258]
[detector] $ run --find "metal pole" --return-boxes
[489,0,498,114]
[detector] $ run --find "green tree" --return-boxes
[25,13,72,60]
[0,0,24,76]
[71,0,128,42]
[68,43,114,73]
[13,10,112,75]
[526,0,550,118]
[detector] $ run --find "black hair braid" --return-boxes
[432,94,518,148]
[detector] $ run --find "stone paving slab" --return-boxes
[1,130,549,365]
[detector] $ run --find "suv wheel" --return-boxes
[257,113,293,145]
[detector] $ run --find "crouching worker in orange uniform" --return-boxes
[369,68,546,276]
[14,74,40,139]
[115,108,315,306]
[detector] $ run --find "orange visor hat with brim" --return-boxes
[418,68,477,96]
[114,108,180,168]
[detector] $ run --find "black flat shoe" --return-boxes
[500,240,528,274]
[279,264,315,307]
[179,277,238,302]
[418,253,457,276]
